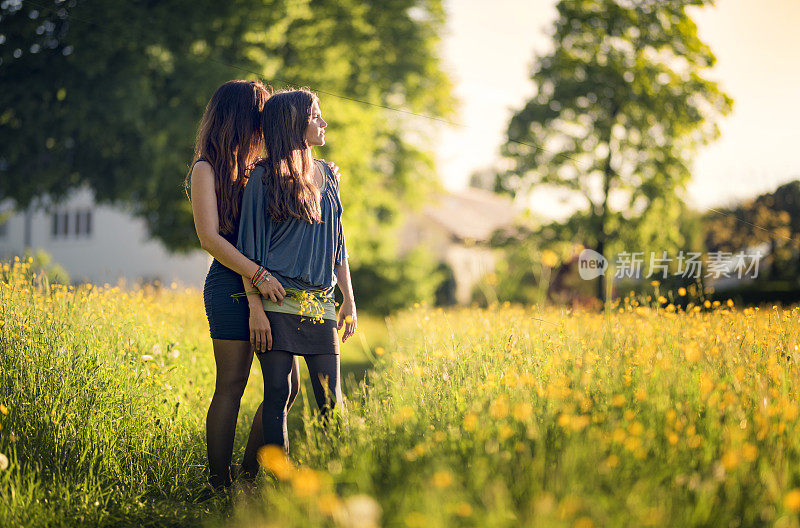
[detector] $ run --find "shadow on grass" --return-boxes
[286,357,372,431]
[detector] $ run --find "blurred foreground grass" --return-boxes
[3,258,800,527]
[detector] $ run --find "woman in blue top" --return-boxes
[237,88,356,452]
[188,80,341,490]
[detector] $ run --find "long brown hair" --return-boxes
[256,88,322,224]
[186,80,269,235]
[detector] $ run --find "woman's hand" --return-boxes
[320,159,341,183]
[337,299,357,343]
[256,274,286,305]
[249,306,272,353]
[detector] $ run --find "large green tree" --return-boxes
[704,180,800,282]
[0,0,453,312]
[499,0,731,300]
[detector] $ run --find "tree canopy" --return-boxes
[0,0,454,312]
[704,180,800,282]
[497,0,732,299]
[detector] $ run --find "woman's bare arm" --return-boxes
[335,255,356,342]
[190,161,262,280]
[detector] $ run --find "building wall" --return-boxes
[444,244,497,305]
[0,188,211,287]
[398,213,500,305]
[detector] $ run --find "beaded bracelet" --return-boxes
[250,266,263,286]
[255,270,271,287]
[251,265,271,288]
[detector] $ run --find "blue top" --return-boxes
[236,159,348,299]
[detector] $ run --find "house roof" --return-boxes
[422,187,517,242]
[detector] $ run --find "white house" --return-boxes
[398,186,518,304]
[0,187,211,287]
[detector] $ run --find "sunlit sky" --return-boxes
[437,0,800,219]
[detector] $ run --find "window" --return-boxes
[75,209,92,236]
[51,211,69,238]
[51,208,92,239]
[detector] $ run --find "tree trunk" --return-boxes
[596,105,619,304]
[24,202,33,249]
[596,236,605,301]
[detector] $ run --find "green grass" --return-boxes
[4,260,800,528]
[0,260,381,527]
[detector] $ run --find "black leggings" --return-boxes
[257,350,341,450]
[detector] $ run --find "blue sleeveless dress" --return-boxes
[198,157,251,341]
[203,229,251,341]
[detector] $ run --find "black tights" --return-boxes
[206,339,300,488]
[257,351,342,451]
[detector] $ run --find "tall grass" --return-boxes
[3,258,800,527]
[0,259,374,527]
[222,300,800,528]
[0,258,220,526]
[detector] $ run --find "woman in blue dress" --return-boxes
[237,88,357,452]
[188,81,340,489]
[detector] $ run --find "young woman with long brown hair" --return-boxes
[237,88,356,453]
[188,80,310,490]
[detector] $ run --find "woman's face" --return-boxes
[304,99,327,147]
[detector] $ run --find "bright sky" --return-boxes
[437,0,800,219]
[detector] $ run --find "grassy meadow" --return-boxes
[2,257,800,527]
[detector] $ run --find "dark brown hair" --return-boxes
[256,88,322,224]
[186,80,269,235]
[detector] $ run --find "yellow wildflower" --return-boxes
[431,470,453,489]
[393,405,415,425]
[541,250,559,268]
[499,424,514,439]
[742,443,758,462]
[628,421,644,436]
[699,372,714,397]
[785,489,800,512]
[489,396,509,419]
[721,450,739,470]
[512,402,533,422]
[571,415,590,432]
[257,445,295,480]
[612,428,626,443]
[291,467,322,497]
[684,343,702,363]
[463,413,478,431]
[454,502,473,517]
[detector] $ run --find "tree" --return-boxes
[0,0,454,311]
[704,180,800,282]
[498,0,732,301]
